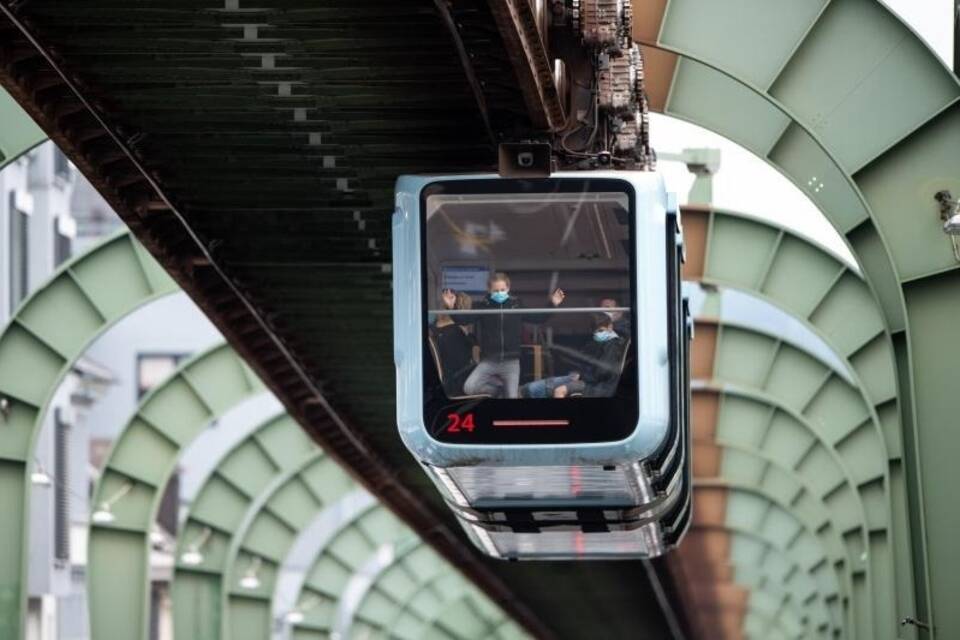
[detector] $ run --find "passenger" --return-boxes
[432,292,480,397]
[442,272,565,398]
[521,315,626,399]
[599,297,630,335]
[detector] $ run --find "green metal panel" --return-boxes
[768,0,960,173]
[659,0,829,90]
[88,343,265,640]
[900,272,960,635]
[808,274,886,357]
[0,90,45,168]
[714,325,778,388]
[760,234,846,318]
[764,345,832,411]
[705,216,781,290]
[855,107,960,282]
[667,57,791,157]
[700,314,900,638]
[767,122,872,234]
[650,3,960,627]
[0,231,177,640]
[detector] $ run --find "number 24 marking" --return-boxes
[446,413,475,433]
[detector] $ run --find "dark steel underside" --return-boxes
[0,2,689,637]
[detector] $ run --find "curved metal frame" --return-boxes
[694,434,864,634]
[690,522,837,635]
[172,412,308,640]
[0,230,177,638]
[639,4,960,629]
[692,315,900,638]
[688,205,918,638]
[87,341,264,639]
[0,89,45,169]
[342,539,515,640]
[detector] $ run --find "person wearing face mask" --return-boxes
[599,297,630,336]
[521,315,626,399]
[442,272,565,398]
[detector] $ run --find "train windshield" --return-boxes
[423,182,635,406]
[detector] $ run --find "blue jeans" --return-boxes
[522,374,579,398]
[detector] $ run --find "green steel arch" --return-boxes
[171,416,360,640]
[0,90,45,168]
[687,204,916,632]
[172,412,322,640]
[277,503,523,640]
[701,321,892,544]
[713,483,848,634]
[693,521,838,636]
[700,437,866,635]
[88,341,266,639]
[287,505,416,636]
[342,538,523,640]
[691,316,897,638]
[688,206,900,451]
[693,484,846,635]
[0,229,177,639]
[639,3,960,629]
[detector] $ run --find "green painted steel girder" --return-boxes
[692,207,900,451]
[289,506,423,635]
[703,438,867,635]
[172,411,307,640]
[693,314,901,638]
[88,341,266,640]
[170,409,331,638]
[171,413,520,640]
[643,2,960,631]
[344,539,521,640]
[696,522,838,637]
[696,384,866,636]
[278,502,521,640]
[711,482,848,635]
[0,90,45,168]
[0,230,177,639]
[690,205,916,637]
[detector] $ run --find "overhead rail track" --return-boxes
[0,4,559,639]
[0,2,681,637]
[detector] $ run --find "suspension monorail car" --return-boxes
[392,171,691,559]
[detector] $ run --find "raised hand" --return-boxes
[441,288,457,309]
[550,288,565,307]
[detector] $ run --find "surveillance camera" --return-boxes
[498,143,551,178]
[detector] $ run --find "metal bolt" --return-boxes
[900,617,931,631]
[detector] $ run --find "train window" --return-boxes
[420,178,640,445]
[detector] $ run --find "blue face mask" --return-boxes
[593,329,617,342]
[490,290,510,304]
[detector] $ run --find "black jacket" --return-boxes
[433,324,475,396]
[576,336,627,396]
[454,295,552,362]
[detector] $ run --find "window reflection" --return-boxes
[425,191,633,400]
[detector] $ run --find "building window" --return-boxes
[53,148,71,180]
[53,409,71,565]
[8,191,29,311]
[136,353,187,399]
[53,218,72,267]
